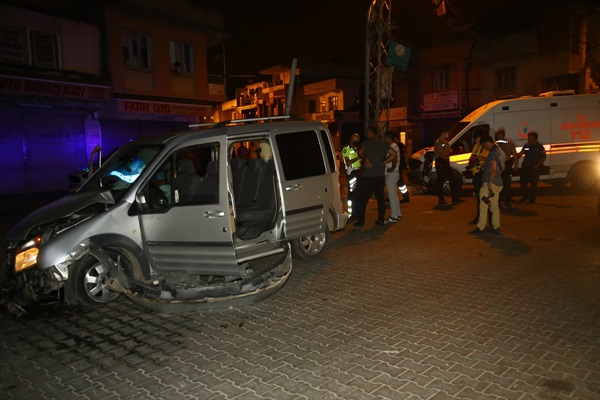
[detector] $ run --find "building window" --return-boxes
[170,40,193,75]
[123,31,151,69]
[432,65,449,91]
[30,30,59,69]
[328,95,338,111]
[495,66,516,92]
[320,99,326,112]
[0,24,27,65]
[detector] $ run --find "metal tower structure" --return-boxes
[365,0,392,135]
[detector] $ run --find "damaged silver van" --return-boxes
[1,117,348,314]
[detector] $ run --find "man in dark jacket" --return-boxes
[352,126,396,228]
[516,131,546,204]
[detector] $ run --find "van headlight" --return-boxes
[15,235,42,272]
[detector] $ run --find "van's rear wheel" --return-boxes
[291,229,330,261]
[71,254,121,306]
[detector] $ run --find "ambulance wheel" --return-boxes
[569,163,597,191]
[291,229,330,261]
[72,254,121,306]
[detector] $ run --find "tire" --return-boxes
[569,163,597,191]
[71,254,121,306]
[290,229,330,261]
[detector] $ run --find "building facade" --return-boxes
[400,1,600,150]
[0,1,226,195]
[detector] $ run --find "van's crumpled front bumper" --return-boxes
[0,257,64,312]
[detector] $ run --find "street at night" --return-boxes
[1,184,599,399]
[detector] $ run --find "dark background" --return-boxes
[200,0,557,76]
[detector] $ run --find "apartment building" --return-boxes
[403,1,600,149]
[0,1,226,195]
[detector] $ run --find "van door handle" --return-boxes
[285,184,302,191]
[204,210,225,218]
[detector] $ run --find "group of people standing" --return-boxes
[341,126,409,228]
[342,124,547,236]
[469,128,546,235]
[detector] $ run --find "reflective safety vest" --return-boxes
[342,145,361,172]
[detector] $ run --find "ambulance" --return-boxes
[416,91,600,191]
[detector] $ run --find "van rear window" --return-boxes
[276,130,325,180]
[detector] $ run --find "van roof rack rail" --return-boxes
[189,115,305,129]
[539,90,576,97]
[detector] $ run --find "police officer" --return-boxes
[342,132,362,217]
[516,131,546,204]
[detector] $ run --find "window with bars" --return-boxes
[123,31,151,69]
[495,66,516,92]
[0,24,27,65]
[0,24,61,70]
[169,40,193,75]
[328,95,338,111]
[30,30,59,69]
[432,65,449,91]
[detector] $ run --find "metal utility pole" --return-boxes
[365,0,392,135]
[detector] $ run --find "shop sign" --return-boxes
[118,99,212,117]
[0,75,110,100]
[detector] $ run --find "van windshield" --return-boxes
[446,122,469,142]
[79,144,162,202]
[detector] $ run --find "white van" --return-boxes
[1,117,348,314]
[412,92,600,191]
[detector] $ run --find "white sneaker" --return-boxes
[384,217,398,223]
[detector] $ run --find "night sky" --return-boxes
[200,0,554,76]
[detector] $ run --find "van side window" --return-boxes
[174,143,219,205]
[275,130,325,180]
[320,130,336,172]
[147,160,173,209]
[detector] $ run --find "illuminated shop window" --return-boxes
[123,30,152,69]
[328,95,338,111]
[170,40,194,75]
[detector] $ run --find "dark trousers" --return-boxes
[472,173,483,219]
[520,165,540,201]
[435,157,460,202]
[353,175,386,224]
[346,170,361,214]
[500,160,513,204]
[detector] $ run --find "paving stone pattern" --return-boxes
[1,189,599,399]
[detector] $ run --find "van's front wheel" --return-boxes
[291,229,330,261]
[70,254,121,306]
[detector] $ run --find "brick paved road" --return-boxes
[1,186,599,399]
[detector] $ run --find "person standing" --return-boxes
[516,131,546,204]
[434,129,462,207]
[469,135,505,235]
[467,129,488,224]
[393,134,410,203]
[383,131,402,223]
[353,126,396,228]
[495,128,518,207]
[341,133,362,218]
